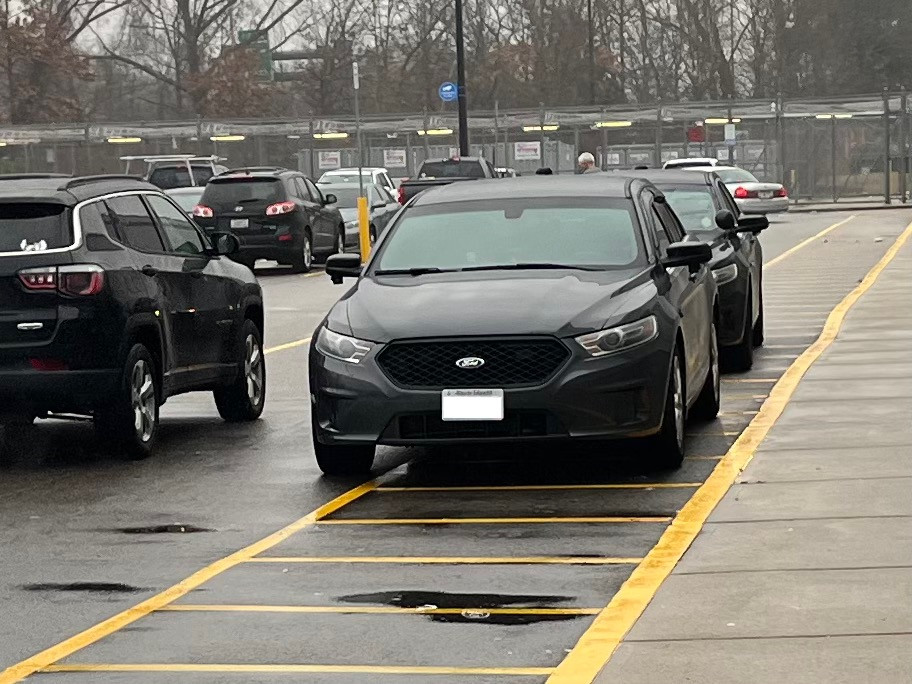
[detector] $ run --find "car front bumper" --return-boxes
[735,197,789,214]
[309,337,673,447]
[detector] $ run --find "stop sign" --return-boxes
[687,125,705,143]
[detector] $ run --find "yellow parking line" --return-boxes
[246,556,644,565]
[264,336,311,355]
[43,664,555,676]
[317,516,672,525]
[0,480,381,684]
[547,219,912,683]
[375,483,701,492]
[763,215,855,269]
[160,604,602,615]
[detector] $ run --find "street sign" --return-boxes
[383,149,407,168]
[238,30,272,81]
[513,141,541,161]
[318,151,341,169]
[438,82,458,102]
[352,62,360,91]
[724,123,737,145]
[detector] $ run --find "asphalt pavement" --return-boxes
[1,208,910,683]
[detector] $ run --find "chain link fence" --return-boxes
[1,93,909,203]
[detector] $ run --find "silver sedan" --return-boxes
[687,166,789,214]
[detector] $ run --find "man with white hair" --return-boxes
[577,152,599,174]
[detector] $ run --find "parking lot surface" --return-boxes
[1,209,909,683]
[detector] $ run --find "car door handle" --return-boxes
[141,265,159,277]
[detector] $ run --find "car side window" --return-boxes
[305,178,324,205]
[651,206,672,254]
[381,173,394,190]
[78,202,108,234]
[145,195,206,256]
[106,195,166,253]
[293,177,311,202]
[655,202,685,242]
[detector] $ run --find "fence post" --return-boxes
[776,93,785,185]
[654,105,663,167]
[493,100,500,167]
[900,88,908,203]
[405,132,413,177]
[308,119,315,178]
[422,107,430,159]
[830,115,838,203]
[883,88,892,204]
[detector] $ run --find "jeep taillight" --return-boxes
[266,201,296,216]
[18,265,105,296]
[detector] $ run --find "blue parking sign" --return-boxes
[439,82,458,102]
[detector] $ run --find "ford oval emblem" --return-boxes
[456,356,485,369]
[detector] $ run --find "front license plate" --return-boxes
[230,218,249,229]
[442,389,504,422]
[759,191,773,199]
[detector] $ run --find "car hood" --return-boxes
[328,268,658,342]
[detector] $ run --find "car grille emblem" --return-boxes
[455,356,485,369]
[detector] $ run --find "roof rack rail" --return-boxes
[0,173,72,181]
[220,166,288,175]
[119,155,227,163]
[60,175,146,190]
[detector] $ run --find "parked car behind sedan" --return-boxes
[310,176,720,475]
[320,182,400,246]
[685,166,789,214]
[0,174,265,459]
[165,186,204,216]
[318,167,397,197]
[614,169,769,370]
[193,168,344,272]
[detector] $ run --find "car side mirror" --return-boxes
[326,253,362,284]
[209,231,240,256]
[323,193,337,206]
[715,209,737,232]
[737,215,769,233]
[662,241,713,272]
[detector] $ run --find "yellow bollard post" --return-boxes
[357,195,371,264]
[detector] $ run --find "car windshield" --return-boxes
[418,161,485,179]
[323,186,380,208]
[667,160,715,168]
[659,186,719,233]
[166,189,204,212]
[714,168,759,183]
[0,203,71,252]
[148,166,215,189]
[201,178,283,208]
[375,198,644,272]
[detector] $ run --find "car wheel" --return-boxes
[95,344,158,460]
[312,416,374,476]
[691,320,721,421]
[646,348,686,469]
[214,320,266,422]
[723,294,754,372]
[752,289,765,347]
[292,232,313,273]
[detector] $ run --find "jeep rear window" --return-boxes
[201,178,284,208]
[418,161,485,179]
[0,203,71,253]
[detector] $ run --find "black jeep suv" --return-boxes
[193,167,345,272]
[0,174,266,459]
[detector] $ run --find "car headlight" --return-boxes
[574,315,658,357]
[712,263,739,286]
[315,326,374,363]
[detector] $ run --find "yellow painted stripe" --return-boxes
[43,664,555,676]
[161,604,602,615]
[246,556,644,565]
[264,336,311,355]
[0,480,380,684]
[763,215,855,269]
[375,483,701,492]
[317,516,671,525]
[547,219,912,684]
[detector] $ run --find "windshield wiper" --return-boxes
[460,262,603,272]
[374,267,456,276]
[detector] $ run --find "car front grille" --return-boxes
[389,410,565,441]
[376,337,570,389]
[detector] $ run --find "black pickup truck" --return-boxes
[397,156,497,204]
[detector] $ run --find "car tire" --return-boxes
[214,320,266,422]
[752,289,765,347]
[691,320,721,421]
[292,232,313,273]
[646,347,686,469]
[723,295,754,372]
[95,344,158,460]
[312,416,375,476]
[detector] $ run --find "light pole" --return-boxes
[353,60,370,261]
[587,0,595,103]
[455,0,469,156]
